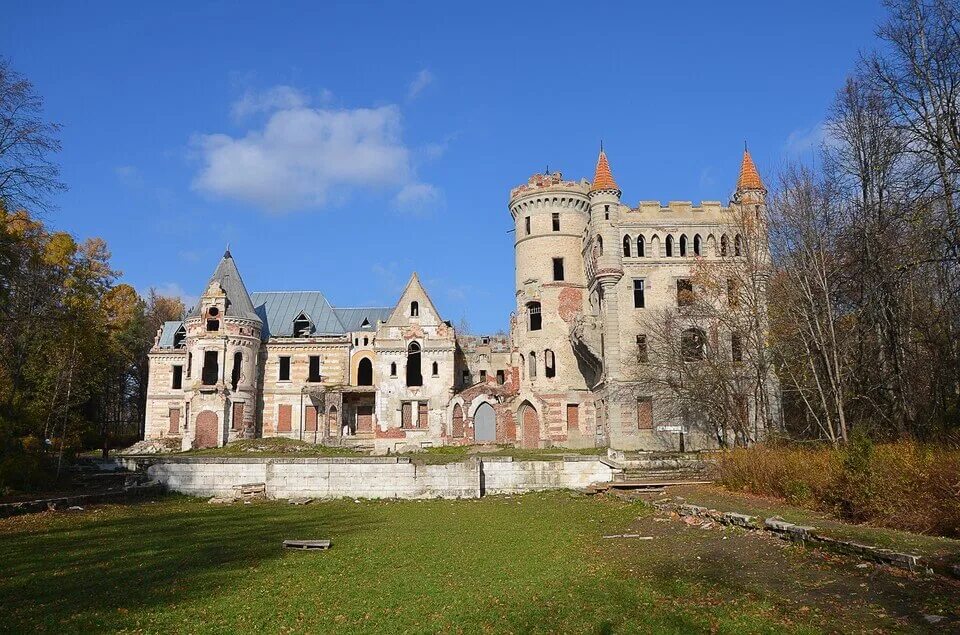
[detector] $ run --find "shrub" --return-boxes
[716,440,960,538]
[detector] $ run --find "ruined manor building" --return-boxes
[145,150,774,451]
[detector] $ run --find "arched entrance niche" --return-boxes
[194,410,219,449]
[518,402,540,449]
[474,402,496,443]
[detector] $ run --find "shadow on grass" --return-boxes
[0,495,374,630]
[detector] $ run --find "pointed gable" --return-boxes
[385,272,444,326]
[189,250,261,322]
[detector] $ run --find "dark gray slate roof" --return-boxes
[158,321,185,348]
[188,250,261,323]
[250,291,391,338]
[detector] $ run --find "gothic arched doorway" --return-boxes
[474,402,496,442]
[519,402,539,449]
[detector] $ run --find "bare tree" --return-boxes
[0,58,65,213]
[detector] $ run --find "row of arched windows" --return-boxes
[621,232,743,258]
[520,349,556,380]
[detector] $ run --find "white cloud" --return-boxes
[114,165,144,187]
[784,122,834,157]
[148,282,199,312]
[231,85,308,120]
[407,69,434,100]
[393,182,443,214]
[193,89,436,213]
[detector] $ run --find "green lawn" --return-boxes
[1,492,957,633]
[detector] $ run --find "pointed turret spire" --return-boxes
[189,250,261,323]
[737,148,765,191]
[590,148,619,193]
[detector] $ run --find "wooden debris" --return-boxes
[283,539,331,551]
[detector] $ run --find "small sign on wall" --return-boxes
[657,425,685,433]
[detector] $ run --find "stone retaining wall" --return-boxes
[120,456,615,500]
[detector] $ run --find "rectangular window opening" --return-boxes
[525,216,531,235]
[633,279,645,308]
[172,365,183,390]
[552,213,560,231]
[201,351,218,386]
[308,355,321,382]
[637,334,648,363]
[279,356,291,381]
[677,279,694,307]
[552,257,565,281]
[496,369,505,385]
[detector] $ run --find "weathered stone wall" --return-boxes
[123,456,615,500]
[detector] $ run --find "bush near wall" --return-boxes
[714,440,960,538]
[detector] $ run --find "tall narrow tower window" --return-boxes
[231,352,242,390]
[552,258,564,281]
[552,213,560,231]
[410,301,419,317]
[679,234,688,257]
[527,302,542,331]
[694,234,702,256]
[529,351,537,378]
[202,351,219,386]
[637,235,645,257]
[525,216,531,235]
[604,205,610,220]
[279,356,291,381]
[665,235,674,257]
[405,342,423,387]
[544,349,556,378]
[622,235,631,257]
[633,279,645,308]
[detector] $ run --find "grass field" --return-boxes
[2,492,958,633]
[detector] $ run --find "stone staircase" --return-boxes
[590,452,713,493]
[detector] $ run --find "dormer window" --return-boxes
[173,325,186,348]
[293,312,312,337]
[360,317,370,328]
[410,301,419,317]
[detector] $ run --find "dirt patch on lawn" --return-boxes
[595,496,960,633]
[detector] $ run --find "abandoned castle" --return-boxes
[145,149,779,452]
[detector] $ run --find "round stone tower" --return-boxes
[508,171,595,448]
[181,250,262,449]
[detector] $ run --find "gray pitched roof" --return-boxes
[188,250,261,323]
[158,321,185,348]
[250,292,391,338]
[334,307,393,331]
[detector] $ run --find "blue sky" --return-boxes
[4,1,885,333]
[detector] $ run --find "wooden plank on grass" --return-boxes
[283,539,331,550]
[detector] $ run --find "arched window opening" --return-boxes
[293,312,311,337]
[545,349,556,378]
[201,350,219,386]
[529,351,537,378]
[622,235,631,257]
[720,235,729,257]
[406,342,422,386]
[357,357,373,386]
[597,236,603,254]
[231,351,242,390]
[637,235,645,257]
[187,352,192,378]
[693,234,702,256]
[410,301,419,317]
[735,234,743,256]
[520,354,525,380]
[681,328,707,362]
[665,235,674,257]
[390,362,397,377]
[527,302,542,331]
[432,361,438,376]
[679,234,687,257]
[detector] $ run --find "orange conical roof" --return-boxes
[590,150,619,193]
[737,149,765,191]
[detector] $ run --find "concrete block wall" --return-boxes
[482,457,616,495]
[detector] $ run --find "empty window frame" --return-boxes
[496,369,505,385]
[633,279,645,308]
[406,342,423,387]
[171,365,183,390]
[527,302,542,331]
[544,349,556,378]
[552,257,565,281]
[693,234,702,256]
[551,213,560,231]
[308,355,322,382]
[623,235,631,257]
[679,234,687,257]
[278,356,291,381]
[432,361,439,376]
[637,235,645,257]
[637,334,648,363]
[529,351,537,378]
[231,352,242,390]
[525,216,531,235]
[201,350,219,386]
[665,235,674,257]
[677,279,694,307]
[410,301,419,317]
[479,369,487,382]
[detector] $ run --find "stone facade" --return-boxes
[145,150,778,451]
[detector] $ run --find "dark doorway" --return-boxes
[406,342,422,386]
[357,358,373,386]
